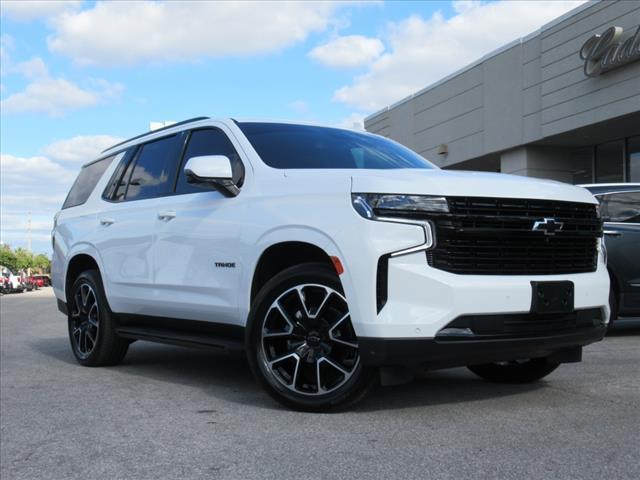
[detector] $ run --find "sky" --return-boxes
[0,0,586,255]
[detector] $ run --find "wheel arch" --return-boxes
[65,253,99,296]
[250,241,335,304]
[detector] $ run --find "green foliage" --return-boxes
[0,248,18,272]
[0,246,50,273]
[14,248,34,271]
[33,254,51,273]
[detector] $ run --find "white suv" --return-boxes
[52,117,610,411]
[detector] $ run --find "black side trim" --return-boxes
[114,313,245,352]
[57,299,68,316]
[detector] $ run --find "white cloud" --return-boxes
[334,0,586,111]
[288,100,310,115]
[0,0,82,21]
[48,1,346,66]
[10,57,48,79]
[309,35,384,68]
[0,154,76,190]
[44,135,124,164]
[0,150,77,253]
[0,57,123,116]
[335,112,366,130]
[0,34,13,62]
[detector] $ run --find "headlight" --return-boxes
[600,237,607,265]
[351,193,448,219]
[351,193,442,256]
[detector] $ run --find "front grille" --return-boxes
[427,197,602,275]
[438,308,603,339]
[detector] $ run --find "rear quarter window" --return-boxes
[62,155,116,209]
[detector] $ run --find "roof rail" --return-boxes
[102,116,210,153]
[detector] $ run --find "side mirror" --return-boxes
[183,155,240,197]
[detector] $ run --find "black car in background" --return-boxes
[583,184,640,327]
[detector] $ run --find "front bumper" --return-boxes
[354,250,610,339]
[359,316,606,368]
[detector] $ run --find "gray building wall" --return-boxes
[365,0,640,179]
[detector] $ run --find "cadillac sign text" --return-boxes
[580,25,640,77]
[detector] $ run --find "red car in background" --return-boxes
[33,275,50,287]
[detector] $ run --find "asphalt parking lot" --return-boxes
[1,289,639,480]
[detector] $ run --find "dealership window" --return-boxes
[628,136,640,183]
[571,147,593,184]
[595,140,624,183]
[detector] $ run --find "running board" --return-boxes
[115,326,245,353]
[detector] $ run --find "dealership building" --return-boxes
[365,0,640,184]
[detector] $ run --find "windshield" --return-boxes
[237,122,436,170]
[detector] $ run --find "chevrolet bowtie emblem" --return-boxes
[532,218,564,236]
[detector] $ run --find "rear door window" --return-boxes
[124,134,185,201]
[62,155,116,209]
[598,191,640,223]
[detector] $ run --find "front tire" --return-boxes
[246,263,376,412]
[67,270,129,366]
[468,358,559,383]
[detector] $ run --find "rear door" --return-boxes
[95,133,186,314]
[151,126,246,324]
[598,190,640,315]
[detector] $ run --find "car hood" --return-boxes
[348,169,597,204]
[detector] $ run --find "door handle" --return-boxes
[100,217,115,226]
[603,230,622,236]
[158,210,177,221]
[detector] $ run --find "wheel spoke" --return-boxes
[295,287,311,319]
[80,285,89,307]
[86,329,96,346]
[315,360,326,393]
[268,352,299,368]
[320,356,350,376]
[73,293,82,316]
[291,355,302,388]
[308,287,332,319]
[328,314,358,348]
[263,303,295,338]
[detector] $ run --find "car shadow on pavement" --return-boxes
[32,336,548,412]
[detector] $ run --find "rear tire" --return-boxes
[468,358,559,383]
[246,263,376,412]
[67,269,128,367]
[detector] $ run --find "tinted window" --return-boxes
[177,128,244,194]
[237,122,435,170]
[598,191,640,223]
[125,134,184,201]
[62,155,115,209]
[102,147,136,201]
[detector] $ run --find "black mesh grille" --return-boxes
[427,197,602,275]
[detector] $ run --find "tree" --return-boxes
[33,254,51,273]
[14,248,34,272]
[0,248,18,272]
